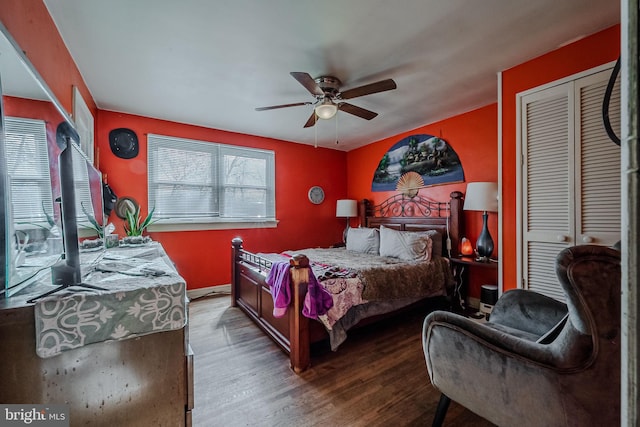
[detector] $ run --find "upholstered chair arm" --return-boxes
[489,289,568,337]
[423,310,590,371]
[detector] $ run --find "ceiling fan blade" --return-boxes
[290,72,324,97]
[255,101,312,111]
[339,79,397,100]
[338,103,378,120]
[303,111,318,128]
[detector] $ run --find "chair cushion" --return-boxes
[484,322,542,342]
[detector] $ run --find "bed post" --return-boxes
[449,191,463,257]
[289,254,311,373]
[359,199,370,227]
[231,237,243,307]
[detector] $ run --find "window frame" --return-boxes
[147,134,277,232]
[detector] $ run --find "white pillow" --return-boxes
[422,230,442,258]
[346,227,380,254]
[379,225,433,261]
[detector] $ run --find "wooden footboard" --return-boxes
[231,238,323,373]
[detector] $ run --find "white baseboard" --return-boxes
[187,284,231,300]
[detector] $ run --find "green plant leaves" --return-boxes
[124,206,157,236]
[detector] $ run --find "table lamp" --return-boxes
[463,182,498,262]
[336,199,357,243]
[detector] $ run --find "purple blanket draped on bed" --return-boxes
[266,261,333,319]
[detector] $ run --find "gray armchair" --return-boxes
[423,245,621,427]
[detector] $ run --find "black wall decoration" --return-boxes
[109,128,139,159]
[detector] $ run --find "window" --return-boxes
[3,117,53,227]
[4,117,97,235]
[147,134,275,230]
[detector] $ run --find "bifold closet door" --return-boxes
[520,68,620,301]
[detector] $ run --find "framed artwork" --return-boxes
[73,86,95,164]
[371,134,464,192]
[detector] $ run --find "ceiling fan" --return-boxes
[255,72,397,128]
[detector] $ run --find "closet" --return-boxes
[518,65,621,300]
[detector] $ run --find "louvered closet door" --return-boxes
[521,83,574,301]
[521,67,621,301]
[575,70,621,247]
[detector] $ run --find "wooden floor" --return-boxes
[189,294,495,427]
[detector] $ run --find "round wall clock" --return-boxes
[308,186,325,204]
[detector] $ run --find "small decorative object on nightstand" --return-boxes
[460,237,473,256]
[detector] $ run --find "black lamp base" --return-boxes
[475,211,494,262]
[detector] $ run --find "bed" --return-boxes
[231,191,464,373]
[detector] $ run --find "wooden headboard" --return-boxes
[358,191,463,257]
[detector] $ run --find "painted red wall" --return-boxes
[500,25,620,291]
[97,110,347,289]
[0,0,97,121]
[347,104,499,298]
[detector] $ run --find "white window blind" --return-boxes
[148,134,275,224]
[3,117,53,226]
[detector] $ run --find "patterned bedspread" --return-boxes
[259,248,452,330]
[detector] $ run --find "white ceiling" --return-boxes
[42,0,620,152]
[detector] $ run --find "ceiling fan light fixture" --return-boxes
[315,98,338,120]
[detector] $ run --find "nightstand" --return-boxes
[448,256,498,313]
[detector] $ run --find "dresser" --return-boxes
[0,243,193,426]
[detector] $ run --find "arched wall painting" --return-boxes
[372,134,464,192]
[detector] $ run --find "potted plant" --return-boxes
[81,202,104,238]
[123,206,157,244]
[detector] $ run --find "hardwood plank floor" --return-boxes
[189,294,495,427]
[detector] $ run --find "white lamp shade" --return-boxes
[336,199,357,217]
[464,182,498,212]
[315,98,338,119]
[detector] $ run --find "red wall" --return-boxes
[347,104,499,297]
[97,111,347,289]
[500,25,620,291]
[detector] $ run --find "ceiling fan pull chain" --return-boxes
[314,113,318,148]
[336,110,339,145]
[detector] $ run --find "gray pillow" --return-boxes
[346,227,380,254]
[379,225,434,261]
